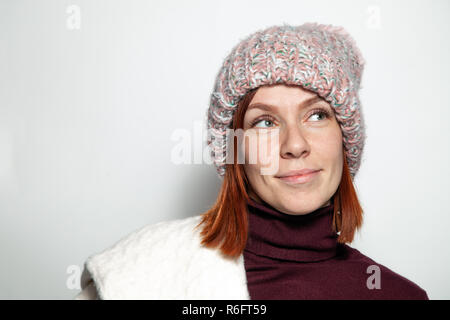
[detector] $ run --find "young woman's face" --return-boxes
[242,84,343,215]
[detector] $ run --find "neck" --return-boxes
[245,197,339,262]
[247,189,331,211]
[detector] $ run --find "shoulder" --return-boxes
[88,214,204,272]
[343,245,429,300]
[94,214,203,258]
[81,214,205,299]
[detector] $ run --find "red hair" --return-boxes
[195,86,364,259]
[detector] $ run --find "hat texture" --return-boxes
[206,22,366,179]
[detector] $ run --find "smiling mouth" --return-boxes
[276,170,321,185]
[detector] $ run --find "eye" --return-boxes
[308,108,331,122]
[250,115,276,128]
[249,108,331,128]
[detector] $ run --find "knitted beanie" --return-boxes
[206,22,366,180]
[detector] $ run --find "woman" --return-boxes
[75,23,428,300]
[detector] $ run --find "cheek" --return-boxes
[242,130,280,167]
[315,127,343,169]
[243,161,267,193]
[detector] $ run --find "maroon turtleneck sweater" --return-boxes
[243,198,429,300]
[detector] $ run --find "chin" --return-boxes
[276,196,325,215]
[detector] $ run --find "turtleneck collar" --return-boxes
[244,197,339,262]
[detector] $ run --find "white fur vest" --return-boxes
[79,215,251,300]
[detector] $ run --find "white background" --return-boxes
[0,0,449,299]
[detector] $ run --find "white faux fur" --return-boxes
[79,215,251,300]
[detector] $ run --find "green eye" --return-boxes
[308,108,330,121]
[254,119,275,128]
[251,115,276,128]
[250,108,330,128]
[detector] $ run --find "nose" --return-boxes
[279,123,310,159]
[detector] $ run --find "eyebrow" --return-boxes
[247,96,324,112]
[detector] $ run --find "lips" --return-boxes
[275,169,320,178]
[276,169,321,185]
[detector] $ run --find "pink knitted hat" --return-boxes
[206,22,366,179]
